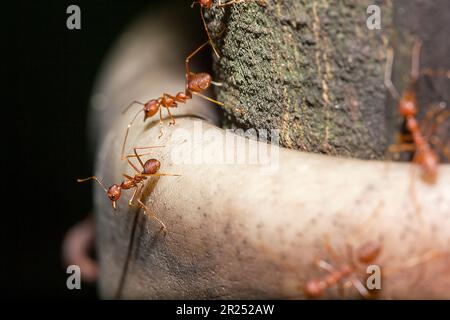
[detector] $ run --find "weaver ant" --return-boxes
[78,146,180,233]
[385,40,450,183]
[191,0,267,59]
[304,241,381,299]
[121,39,224,159]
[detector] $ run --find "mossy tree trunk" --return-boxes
[207,0,449,160]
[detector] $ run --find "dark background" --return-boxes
[7,0,189,299]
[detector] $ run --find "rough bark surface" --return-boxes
[208,0,393,159]
[208,0,449,159]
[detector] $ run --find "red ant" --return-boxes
[78,146,180,233]
[304,241,381,299]
[121,40,224,159]
[385,40,450,183]
[191,0,267,59]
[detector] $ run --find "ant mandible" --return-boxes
[304,241,381,299]
[385,40,450,183]
[191,0,267,59]
[78,146,180,233]
[120,39,224,160]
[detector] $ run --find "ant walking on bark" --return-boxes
[385,40,450,183]
[121,40,224,159]
[78,146,180,234]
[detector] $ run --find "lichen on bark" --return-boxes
[207,0,393,159]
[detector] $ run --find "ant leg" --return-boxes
[322,235,342,264]
[127,158,141,174]
[192,91,224,106]
[133,147,146,169]
[217,0,266,8]
[422,68,450,79]
[137,199,167,235]
[396,133,413,142]
[384,48,401,100]
[140,172,181,177]
[121,109,145,160]
[162,93,177,125]
[430,137,450,161]
[408,154,422,218]
[424,109,450,140]
[127,146,165,173]
[348,275,371,299]
[185,40,211,82]
[166,107,176,125]
[200,6,221,59]
[157,107,165,139]
[410,39,423,84]
[128,185,140,206]
[211,80,223,86]
[385,143,416,180]
[189,71,223,87]
[124,145,166,159]
[316,259,338,274]
[387,143,416,155]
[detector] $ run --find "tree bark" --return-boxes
[208,0,449,159]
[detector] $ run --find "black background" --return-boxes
[7,0,194,299]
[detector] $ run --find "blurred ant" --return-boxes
[191,0,267,59]
[304,241,381,299]
[385,40,450,183]
[78,146,180,233]
[121,40,224,159]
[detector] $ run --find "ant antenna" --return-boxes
[77,176,108,193]
[122,100,145,115]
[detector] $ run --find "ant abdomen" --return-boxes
[143,159,161,175]
[188,72,212,92]
[200,0,213,8]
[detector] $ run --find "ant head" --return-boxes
[107,184,122,209]
[356,241,381,264]
[399,91,417,117]
[143,158,161,175]
[143,100,159,120]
